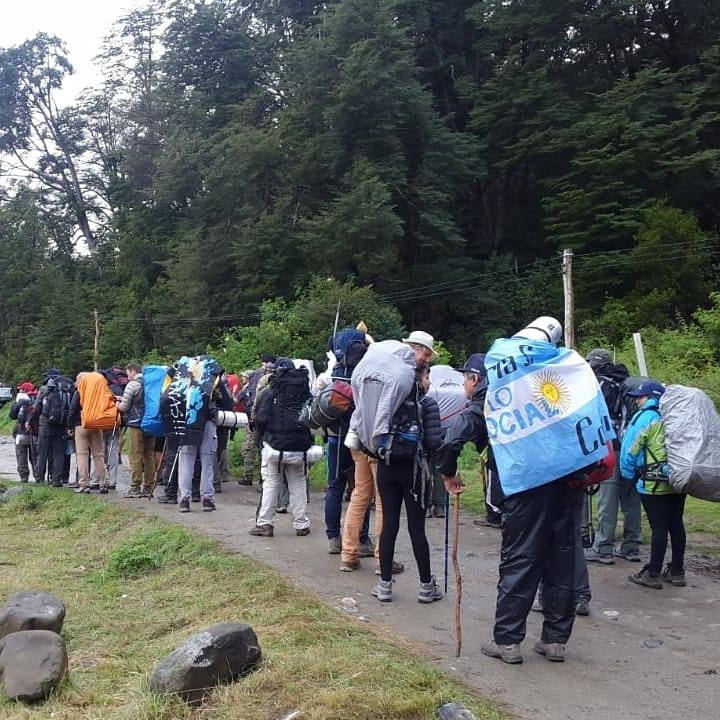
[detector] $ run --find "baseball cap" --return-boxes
[17,382,35,393]
[44,368,61,378]
[626,380,666,399]
[585,348,613,367]
[462,353,487,376]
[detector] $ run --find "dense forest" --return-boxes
[0,0,719,381]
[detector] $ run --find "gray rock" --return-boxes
[0,630,68,702]
[0,591,66,639]
[0,486,29,504]
[437,702,478,720]
[149,623,261,702]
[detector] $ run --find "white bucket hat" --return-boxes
[402,330,439,358]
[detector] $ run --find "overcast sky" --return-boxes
[1,0,145,102]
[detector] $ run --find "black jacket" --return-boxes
[420,395,443,453]
[9,398,32,437]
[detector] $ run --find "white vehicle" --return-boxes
[0,385,12,406]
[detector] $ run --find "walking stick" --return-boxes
[147,438,168,500]
[444,490,450,594]
[452,493,463,657]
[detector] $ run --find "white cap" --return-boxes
[513,316,563,345]
[402,330,438,358]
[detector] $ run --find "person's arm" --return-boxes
[620,411,646,480]
[67,391,81,431]
[117,379,139,414]
[436,407,488,495]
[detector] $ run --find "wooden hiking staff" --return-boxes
[146,438,168,500]
[452,493,462,657]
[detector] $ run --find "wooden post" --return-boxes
[633,332,648,376]
[93,309,100,371]
[562,249,575,349]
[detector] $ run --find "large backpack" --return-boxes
[659,385,720,501]
[261,368,312,452]
[331,328,367,379]
[141,365,169,437]
[78,372,118,431]
[376,384,423,464]
[41,376,75,426]
[300,380,353,430]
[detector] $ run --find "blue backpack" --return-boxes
[331,328,367,378]
[140,365,169,436]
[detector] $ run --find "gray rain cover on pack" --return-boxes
[660,385,720,501]
[350,340,415,454]
[428,365,467,430]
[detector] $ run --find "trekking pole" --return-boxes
[147,438,168,500]
[443,491,450,594]
[452,493,462,657]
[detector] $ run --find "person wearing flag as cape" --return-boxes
[440,317,614,665]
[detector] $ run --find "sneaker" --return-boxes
[296,527,310,536]
[575,598,590,616]
[52,482,63,488]
[340,559,360,572]
[358,541,375,558]
[481,641,522,664]
[629,567,663,589]
[89,483,100,491]
[202,497,216,512]
[179,498,190,513]
[74,486,91,494]
[585,549,615,565]
[615,547,642,563]
[238,479,253,486]
[328,536,342,554]
[375,560,405,575]
[67,482,79,489]
[99,487,109,495]
[249,524,274,537]
[157,494,177,504]
[371,579,393,602]
[123,490,142,499]
[533,640,566,662]
[661,565,687,587]
[418,576,443,603]
[276,505,288,514]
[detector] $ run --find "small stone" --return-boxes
[0,591,66,639]
[149,623,261,702]
[340,597,357,608]
[642,638,664,649]
[437,701,478,719]
[603,610,620,618]
[0,629,68,702]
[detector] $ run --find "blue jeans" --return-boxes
[324,436,369,542]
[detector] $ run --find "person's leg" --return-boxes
[34,430,49,483]
[241,431,259,485]
[401,468,432,583]
[127,427,144,492]
[592,469,620,555]
[199,421,218,500]
[324,436,347,541]
[276,473,290,511]
[574,502,592,603]
[15,440,30,482]
[161,437,180,499]
[541,486,583,643]
[493,484,550,646]
[49,431,66,486]
[341,450,375,564]
[256,447,281,528]
[286,459,310,531]
[619,481,642,554]
[376,463,404,582]
[431,468,447,516]
[75,428,91,488]
[667,494,687,573]
[141,431,156,491]
[89,430,109,488]
[371,459,384,560]
[640,494,669,575]
[177,444,197,502]
[104,430,120,488]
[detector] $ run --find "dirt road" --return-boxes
[2,435,718,719]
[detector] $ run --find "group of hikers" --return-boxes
[9,314,706,664]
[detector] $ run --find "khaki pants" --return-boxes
[128,426,156,492]
[75,427,108,489]
[341,450,383,563]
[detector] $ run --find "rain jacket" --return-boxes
[620,398,674,495]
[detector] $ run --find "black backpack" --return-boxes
[592,362,629,429]
[263,368,312,452]
[377,385,423,463]
[41,376,74,426]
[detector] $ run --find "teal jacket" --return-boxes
[619,398,674,495]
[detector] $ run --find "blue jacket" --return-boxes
[619,398,674,495]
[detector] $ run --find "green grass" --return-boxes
[0,404,13,435]
[0,484,507,720]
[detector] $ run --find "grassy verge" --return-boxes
[0,405,13,435]
[0,483,507,720]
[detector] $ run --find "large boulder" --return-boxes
[0,591,66,638]
[149,623,261,702]
[0,630,68,702]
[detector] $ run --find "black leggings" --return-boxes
[376,459,431,583]
[640,493,686,575]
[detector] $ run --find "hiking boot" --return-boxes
[157,494,177,504]
[575,598,590,616]
[473,517,501,529]
[123,490,142,499]
[481,641,522,665]
[202,497,216,512]
[276,505,288,514]
[418,576,443,604]
[358,541,375,558]
[615,547,642,563]
[213,482,222,494]
[99,487,109,495]
[179,498,190,513]
[89,483,100,491]
[585,549,615,565]
[661,565,687,587]
[328,536,342,554]
[74,486,90,494]
[629,567,663,589]
[296,527,310,536]
[67,482,79,489]
[340,559,361,572]
[375,560,405,575]
[249,524,274,537]
[371,579,393,603]
[52,481,63,488]
[534,640,566,662]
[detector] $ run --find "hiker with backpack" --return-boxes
[32,368,74,487]
[250,358,313,537]
[584,349,642,565]
[117,363,155,499]
[620,380,687,589]
[10,382,38,483]
[101,366,128,490]
[371,361,443,603]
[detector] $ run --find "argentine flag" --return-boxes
[484,338,614,497]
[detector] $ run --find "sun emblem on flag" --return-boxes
[532,370,571,415]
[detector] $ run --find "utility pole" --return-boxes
[93,309,100,371]
[562,249,575,349]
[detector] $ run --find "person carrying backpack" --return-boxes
[10,383,38,483]
[620,380,687,589]
[250,358,312,537]
[31,368,74,487]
